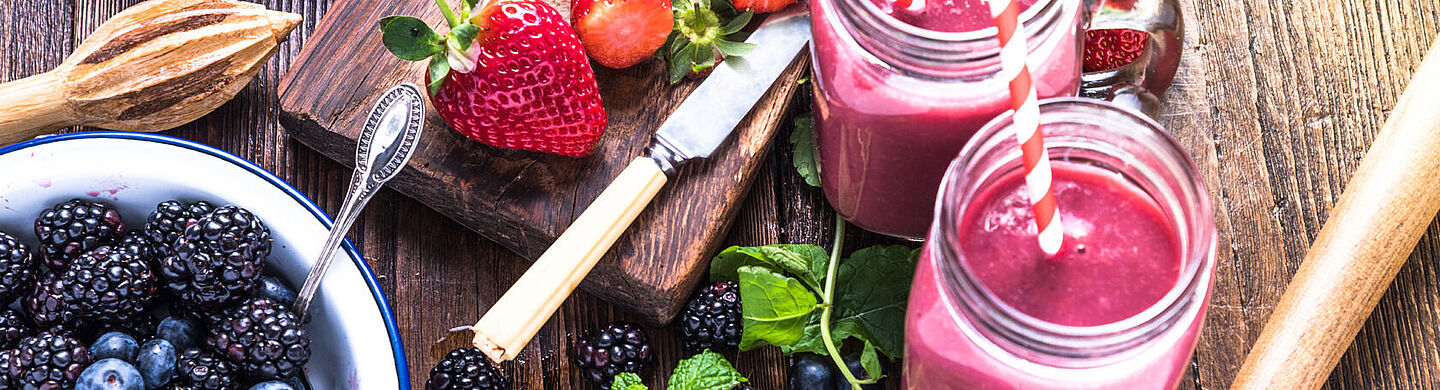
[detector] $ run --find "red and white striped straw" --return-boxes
[987,0,1063,256]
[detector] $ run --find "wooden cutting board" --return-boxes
[276,0,807,324]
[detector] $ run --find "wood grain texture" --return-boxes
[274,0,808,324]
[6,0,1440,388]
[1231,37,1440,389]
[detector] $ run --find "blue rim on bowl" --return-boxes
[0,131,411,388]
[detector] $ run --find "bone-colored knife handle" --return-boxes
[472,156,669,362]
[1233,38,1440,389]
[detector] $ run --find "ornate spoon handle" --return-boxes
[294,84,425,321]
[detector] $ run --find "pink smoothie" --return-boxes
[958,163,1180,326]
[810,0,1081,238]
[903,163,1202,388]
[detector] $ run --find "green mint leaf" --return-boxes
[831,245,919,359]
[757,246,826,292]
[427,55,450,96]
[709,245,827,293]
[448,23,481,50]
[612,372,648,390]
[860,342,883,382]
[779,313,867,356]
[379,16,444,61]
[738,266,819,350]
[720,10,752,35]
[791,113,821,187]
[668,350,748,390]
[714,39,756,57]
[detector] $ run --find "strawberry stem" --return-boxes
[435,0,461,28]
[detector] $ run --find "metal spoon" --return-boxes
[294,83,425,321]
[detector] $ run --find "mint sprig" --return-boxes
[612,372,649,390]
[709,220,918,387]
[667,350,749,390]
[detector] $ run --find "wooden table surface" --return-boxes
[4,0,1440,388]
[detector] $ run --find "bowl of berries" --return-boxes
[0,132,406,389]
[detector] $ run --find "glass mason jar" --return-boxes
[808,0,1183,239]
[903,98,1216,388]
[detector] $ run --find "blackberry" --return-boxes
[169,348,237,390]
[206,298,309,380]
[116,231,158,262]
[0,309,35,350]
[0,349,14,388]
[426,347,509,390]
[24,272,85,333]
[0,231,36,303]
[9,332,92,389]
[34,199,125,269]
[573,322,652,388]
[143,201,214,257]
[178,206,270,262]
[159,206,269,311]
[679,281,742,353]
[56,246,157,325]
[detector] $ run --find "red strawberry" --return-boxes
[573,0,673,68]
[731,0,794,13]
[1083,28,1148,72]
[380,0,608,157]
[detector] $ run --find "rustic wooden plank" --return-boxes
[275,0,807,324]
[1173,0,1440,388]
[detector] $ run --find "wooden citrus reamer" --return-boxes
[0,0,300,145]
[1233,38,1440,389]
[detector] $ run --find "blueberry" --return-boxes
[249,380,297,390]
[255,276,298,306]
[833,353,883,390]
[136,339,177,389]
[92,332,140,362]
[78,358,145,390]
[790,353,835,390]
[155,316,201,351]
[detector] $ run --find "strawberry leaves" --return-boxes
[379,0,488,95]
[379,17,444,61]
[665,0,754,83]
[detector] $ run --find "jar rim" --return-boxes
[850,0,1057,42]
[929,98,1216,363]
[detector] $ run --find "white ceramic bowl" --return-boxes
[0,132,408,389]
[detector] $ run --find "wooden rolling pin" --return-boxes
[1233,38,1440,389]
[0,0,299,146]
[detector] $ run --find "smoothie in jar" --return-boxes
[809,0,1083,238]
[902,99,1216,389]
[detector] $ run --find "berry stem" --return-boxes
[819,216,877,388]
[435,0,461,28]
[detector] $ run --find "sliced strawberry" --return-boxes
[381,0,608,157]
[573,0,673,68]
[1083,28,1148,72]
[732,0,794,13]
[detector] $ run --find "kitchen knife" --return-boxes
[468,5,813,363]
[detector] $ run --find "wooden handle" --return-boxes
[472,156,669,362]
[1232,39,1440,389]
[0,71,78,144]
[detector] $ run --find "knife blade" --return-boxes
[466,7,814,363]
[650,5,813,167]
